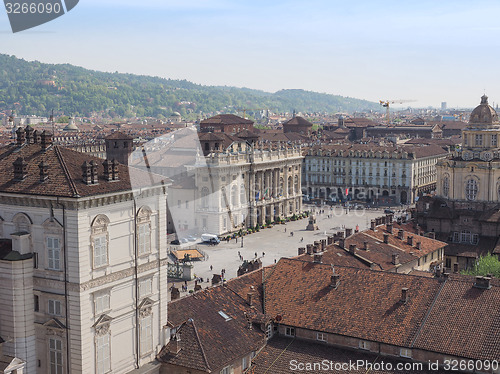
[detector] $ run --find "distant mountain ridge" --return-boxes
[0,54,379,119]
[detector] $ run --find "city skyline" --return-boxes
[1,0,500,108]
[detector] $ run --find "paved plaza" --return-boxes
[168,206,395,294]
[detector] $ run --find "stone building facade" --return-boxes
[0,129,169,374]
[303,143,448,205]
[192,143,303,235]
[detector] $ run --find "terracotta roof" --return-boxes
[413,277,500,361]
[283,116,313,127]
[250,337,448,374]
[162,284,266,371]
[264,258,442,347]
[0,144,167,198]
[105,131,133,140]
[200,114,254,125]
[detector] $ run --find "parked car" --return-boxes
[201,233,220,244]
[170,239,180,245]
[187,235,198,242]
[384,209,395,214]
[180,237,189,243]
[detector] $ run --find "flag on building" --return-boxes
[345,188,349,196]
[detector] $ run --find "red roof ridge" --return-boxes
[190,319,212,372]
[54,146,80,197]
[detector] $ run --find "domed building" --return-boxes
[436,95,500,203]
[421,95,500,272]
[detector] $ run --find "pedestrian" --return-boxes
[274,259,277,263]
[262,252,265,257]
[236,237,238,243]
[238,251,241,256]
[291,231,294,237]
[210,265,213,271]
[255,252,257,258]
[301,237,304,242]
[284,227,286,233]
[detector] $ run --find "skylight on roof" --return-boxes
[218,311,232,321]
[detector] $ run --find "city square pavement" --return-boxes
[168,206,395,294]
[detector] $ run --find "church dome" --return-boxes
[469,95,499,126]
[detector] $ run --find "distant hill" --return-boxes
[0,54,380,119]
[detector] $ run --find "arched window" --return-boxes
[443,176,450,197]
[201,187,209,208]
[13,212,32,233]
[91,215,110,269]
[137,207,152,256]
[465,179,478,201]
[288,176,293,195]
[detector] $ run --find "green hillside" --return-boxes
[0,54,379,119]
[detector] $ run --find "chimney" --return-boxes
[474,276,492,289]
[442,272,450,280]
[33,130,41,144]
[111,159,119,181]
[398,229,404,240]
[314,253,323,263]
[306,244,313,255]
[392,254,400,265]
[349,244,356,254]
[321,239,326,251]
[416,242,421,250]
[401,288,409,303]
[247,292,254,306]
[13,157,28,181]
[170,286,180,300]
[11,232,31,255]
[312,245,319,253]
[16,127,25,146]
[407,235,413,246]
[363,241,369,251]
[435,266,442,278]
[170,334,181,354]
[38,161,48,182]
[345,228,353,237]
[298,247,306,255]
[338,238,345,249]
[327,236,334,245]
[383,233,389,244]
[40,131,52,151]
[82,161,92,185]
[90,161,98,184]
[370,220,376,231]
[102,160,113,181]
[453,263,459,273]
[330,274,340,289]
[25,126,34,143]
[386,224,393,234]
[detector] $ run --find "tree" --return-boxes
[461,253,500,278]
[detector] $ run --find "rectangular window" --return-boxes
[185,201,189,209]
[359,340,370,350]
[177,200,181,208]
[453,232,459,243]
[34,295,39,312]
[472,234,479,245]
[316,332,326,342]
[48,299,62,316]
[96,333,111,374]
[95,293,110,315]
[492,134,498,147]
[47,237,61,271]
[49,338,63,374]
[400,348,412,358]
[475,134,483,146]
[140,315,153,355]
[285,327,295,337]
[139,278,152,298]
[138,223,151,255]
[93,236,108,268]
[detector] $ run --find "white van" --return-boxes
[201,233,220,244]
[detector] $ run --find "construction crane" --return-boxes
[379,99,416,124]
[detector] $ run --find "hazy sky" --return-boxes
[1,0,500,108]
